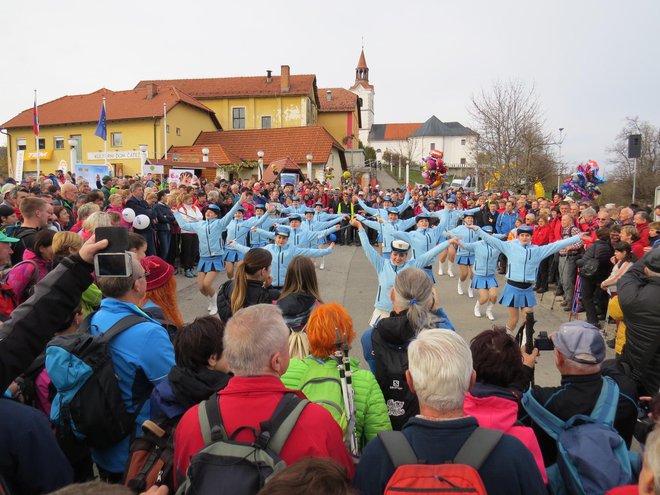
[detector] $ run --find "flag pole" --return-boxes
[103,97,108,165]
[34,89,40,178]
[163,102,168,159]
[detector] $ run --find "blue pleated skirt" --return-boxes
[223,250,244,263]
[198,255,225,273]
[456,255,475,266]
[423,267,436,283]
[498,282,536,308]
[472,275,498,289]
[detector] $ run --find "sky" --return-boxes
[1,0,659,175]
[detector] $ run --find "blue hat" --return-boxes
[288,214,302,221]
[552,321,605,364]
[235,204,245,212]
[304,208,314,214]
[314,201,323,207]
[446,197,456,204]
[416,213,430,221]
[518,225,533,235]
[382,195,393,202]
[482,225,494,233]
[387,207,399,215]
[275,226,290,237]
[292,196,300,201]
[206,204,221,213]
[254,202,266,210]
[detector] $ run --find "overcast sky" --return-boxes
[2,0,659,175]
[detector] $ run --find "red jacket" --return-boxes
[173,376,354,486]
[532,225,551,246]
[549,217,562,242]
[636,222,650,247]
[631,240,645,260]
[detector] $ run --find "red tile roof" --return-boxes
[157,144,242,165]
[264,158,301,183]
[383,123,423,141]
[1,87,220,129]
[135,74,317,100]
[146,158,220,169]
[350,80,374,91]
[190,126,346,168]
[317,88,359,112]
[357,49,368,69]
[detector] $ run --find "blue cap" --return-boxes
[416,213,430,221]
[275,226,290,237]
[292,196,300,201]
[387,207,399,215]
[235,204,245,212]
[288,214,302,221]
[518,225,533,234]
[314,201,323,207]
[552,321,605,364]
[446,197,456,204]
[254,202,266,210]
[304,208,314,214]
[482,225,494,233]
[206,204,221,213]
[382,195,392,202]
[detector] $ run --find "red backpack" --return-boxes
[378,428,503,495]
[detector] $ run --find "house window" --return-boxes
[38,138,46,150]
[54,137,65,149]
[461,139,466,146]
[70,135,82,162]
[166,124,170,133]
[111,132,123,147]
[261,116,272,129]
[16,138,26,151]
[176,127,181,136]
[232,107,246,129]
[430,142,435,151]
[460,158,467,165]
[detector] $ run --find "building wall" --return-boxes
[351,85,374,135]
[370,134,476,170]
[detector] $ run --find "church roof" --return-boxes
[409,115,477,137]
[369,123,422,141]
[357,49,368,69]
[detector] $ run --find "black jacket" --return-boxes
[153,202,176,232]
[619,258,660,394]
[276,292,317,330]
[0,255,94,392]
[581,239,614,281]
[125,195,156,231]
[216,279,281,323]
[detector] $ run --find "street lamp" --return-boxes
[557,128,564,191]
[139,144,148,168]
[257,150,264,181]
[306,153,313,181]
[68,138,77,171]
[405,160,410,187]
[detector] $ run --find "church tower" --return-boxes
[350,48,374,145]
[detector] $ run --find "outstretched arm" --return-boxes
[413,239,458,267]
[391,231,413,243]
[294,245,333,258]
[226,241,250,254]
[357,199,380,216]
[218,193,246,230]
[395,191,412,213]
[352,220,385,272]
[253,227,276,240]
[173,211,199,233]
[535,233,589,259]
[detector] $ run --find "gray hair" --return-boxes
[643,428,660,495]
[582,207,596,219]
[224,304,289,376]
[77,203,100,221]
[130,182,144,193]
[393,268,438,333]
[407,329,473,412]
[207,190,220,201]
[96,253,142,299]
[82,212,111,233]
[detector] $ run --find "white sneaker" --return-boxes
[208,292,218,315]
[438,264,444,276]
[207,295,214,311]
[486,302,495,321]
[506,326,516,338]
[448,265,455,277]
[474,301,482,318]
[457,280,464,295]
[468,286,474,298]
[319,262,325,270]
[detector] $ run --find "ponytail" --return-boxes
[230,262,248,315]
[230,248,272,315]
[392,268,438,334]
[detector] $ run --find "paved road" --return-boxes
[175,242,615,387]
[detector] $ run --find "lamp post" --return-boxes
[139,144,148,169]
[306,153,313,181]
[405,160,410,187]
[257,150,264,181]
[557,128,564,192]
[68,139,77,172]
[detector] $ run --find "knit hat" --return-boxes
[141,256,174,292]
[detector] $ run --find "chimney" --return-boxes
[266,70,272,83]
[280,65,290,93]
[146,83,157,100]
[326,90,332,101]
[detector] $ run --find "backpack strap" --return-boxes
[454,428,503,470]
[378,431,418,467]
[521,389,566,440]
[198,395,228,446]
[100,315,152,342]
[260,393,308,454]
[590,376,620,426]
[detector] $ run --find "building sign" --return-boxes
[168,169,198,186]
[14,150,25,180]
[143,164,164,175]
[280,173,298,187]
[86,150,142,161]
[25,150,53,160]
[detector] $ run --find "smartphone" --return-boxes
[94,252,133,278]
[95,226,129,253]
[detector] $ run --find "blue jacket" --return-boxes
[231,242,331,287]
[313,211,343,222]
[248,213,288,246]
[422,206,481,231]
[280,204,307,215]
[462,240,502,277]
[448,224,481,258]
[225,212,269,247]
[391,227,446,261]
[496,211,518,236]
[358,215,417,254]
[87,299,175,473]
[358,229,451,311]
[254,225,338,249]
[357,190,411,217]
[476,227,582,284]
[173,199,241,258]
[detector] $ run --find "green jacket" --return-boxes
[281,356,391,448]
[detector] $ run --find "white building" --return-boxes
[349,49,374,145]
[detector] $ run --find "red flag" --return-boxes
[33,95,39,136]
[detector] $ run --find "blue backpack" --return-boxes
[522,377,640,495]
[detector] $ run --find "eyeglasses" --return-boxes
[138,271,150,279]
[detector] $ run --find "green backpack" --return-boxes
[299,358,349,435]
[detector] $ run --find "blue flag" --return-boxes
[94,101,107,141]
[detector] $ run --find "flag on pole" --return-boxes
[32,94,39,136]
[94,100,107,140]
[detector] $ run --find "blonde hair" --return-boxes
[53,231,83,258]
[82,211,112,233]
[108,193,123,206]
[77,203,100,222]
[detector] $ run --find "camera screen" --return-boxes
[95,253,131,277]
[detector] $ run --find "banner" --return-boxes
[143,164,164,175]
[74,164,111,189]
[14,150,25,181]
[280,172,297,187]
[168,168,198,186]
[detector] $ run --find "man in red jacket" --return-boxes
[173,304,354,487]
[634,211,651,247]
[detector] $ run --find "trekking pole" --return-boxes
[334,328,359,458]
[342,333,359,457]
[569,274,582,322]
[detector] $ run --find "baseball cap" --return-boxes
[518,225,534,235]
[387,207,399,215]
[288,214,302,221]
[551,321,606,364]
[1,184,16,196]
[275,226,290,237]
[644,248,660,273]
[391,240,410,253]
[482,225,494,233]
[0,231,19,243]
[0,204,15,218]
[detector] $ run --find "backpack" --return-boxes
[0,283,15,321]
[124,417,178,494]
[46,314,152,449]
[298,358,349,434]
[371,329,418,430]
[0,260,40,317]
[288,328,310,359]
[378,428,503,495]
[14,352,56,411]
[577,256,599,279]
[522,376,640,495]
[176,393,308,495]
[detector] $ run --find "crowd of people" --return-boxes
[0,169,659,495]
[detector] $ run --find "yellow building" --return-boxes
[136,65,319,131]
[0,86,221,177]
[316,87,361,150]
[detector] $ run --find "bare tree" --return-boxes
[607,117,660,206]
[394,137,421,168]
[469,80,556,192]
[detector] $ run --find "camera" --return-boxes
[93,227,132,278]
[534,331,554,351]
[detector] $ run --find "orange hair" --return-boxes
[140,277,185,329]
[306,303,355,358]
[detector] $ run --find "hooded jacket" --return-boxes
[276,292,317,330]
[217,279,280,323]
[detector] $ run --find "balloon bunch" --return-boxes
[341,170,351,186]
[421,150,448,189]
[122,208,151,230]
[559,160,606,200]
[324,166,335,180]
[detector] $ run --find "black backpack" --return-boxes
[371,329,418,431]
[176,393,308,495]
[46,314,152,449]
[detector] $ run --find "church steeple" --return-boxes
[355,49,369,84]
